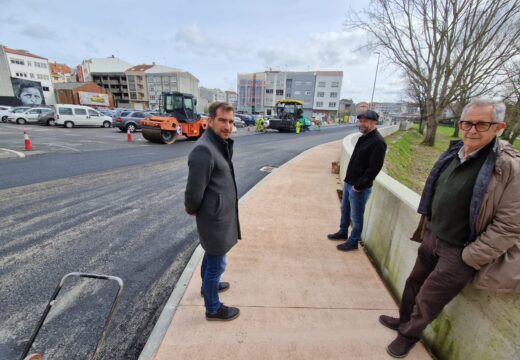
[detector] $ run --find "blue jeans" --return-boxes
[339,182,372,244]
[200,253,226,314]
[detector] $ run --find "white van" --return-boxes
[54,104,112,128]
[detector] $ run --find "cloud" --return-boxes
[256,30,366,70]
[19,24,56,40]
[173,23,249,60]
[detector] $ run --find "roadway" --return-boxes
[0,124,357,359]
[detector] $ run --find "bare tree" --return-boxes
[347,0,520,146]
[501,61,520,144]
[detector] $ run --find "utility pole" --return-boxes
[251,73,256,114]
[370,52,381,110]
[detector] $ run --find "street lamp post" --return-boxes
[370,52,381,110]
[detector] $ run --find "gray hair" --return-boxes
[460,99,506,122]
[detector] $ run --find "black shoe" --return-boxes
[386,334,418,358]
[336,242,358,251]
[379,315,400,331]
[205,304,240,321]
[200,282,230,297]
[327,232,348,240]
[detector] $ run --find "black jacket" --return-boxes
[185,127,241,256]
[344,129,387,190]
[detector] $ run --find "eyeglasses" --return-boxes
[459,121,498,132]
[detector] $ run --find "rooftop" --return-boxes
[2,46,47,60]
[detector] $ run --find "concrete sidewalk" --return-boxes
[149,140,433,360]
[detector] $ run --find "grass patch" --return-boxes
[514,139,520,151]
[384,125,459,194]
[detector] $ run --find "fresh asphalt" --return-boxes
[0,125,357,359]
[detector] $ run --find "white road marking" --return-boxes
[0,148,26,158]
[40,143,81,152]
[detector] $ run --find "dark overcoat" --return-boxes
[185,127,241,256]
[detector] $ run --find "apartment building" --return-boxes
[0,45,56,105]
[237,72,266,113]
[285,72,316,117]
[225,91,238,109]
[126,64,154,110]
[49,62,73,83]
[80,56,134,107]
[237,70,343,120]
[312,71,342,121]
[145,65,199,110]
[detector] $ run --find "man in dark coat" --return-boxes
[328,110,387,251]
[185,102,241,321]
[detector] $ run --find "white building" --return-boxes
[80,56,133,82]
[312,71,342,121]
[144,65,199,110]
[1,46,56,105]
[263,71,287,114]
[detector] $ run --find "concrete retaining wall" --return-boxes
[339,127,520,360]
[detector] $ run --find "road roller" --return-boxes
[140,91,208,144]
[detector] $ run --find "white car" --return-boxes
[54,104,112,128]
[2,106,30,122]
[7,107,53,125]
[0,105,13,122]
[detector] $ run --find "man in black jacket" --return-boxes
[328,110,387,251]
[185,102,241,321]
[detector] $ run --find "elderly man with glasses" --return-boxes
[379,99,520,358]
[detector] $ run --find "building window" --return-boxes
[305,81,312,85]
[330,92,338,98]
[294,91,301,95]
[150,95,155,100]
[316,101,323,107]
[305,91,311,95]
[129,84,136,91]
[329,102,337,107]
[318,81,326,87]
[27,61,32,66]
[127,75,135,82]
[276,89,284,95]
[30,73,34,78]
[286,93,291,98]
[130,92,137,99]
[295,80,302,85]
[266,89,273,94]
[331,82,339,88]
[42,86,49,91]
[317,92,325,98]
[11,58,25,65]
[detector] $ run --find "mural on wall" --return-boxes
[11,78,45,106]
[78,91,109,106]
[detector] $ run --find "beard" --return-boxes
[358,124,371,134]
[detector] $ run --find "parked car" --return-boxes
[38,110,56,126]
[233,116,245,128]
[113,110,151,132]
[54,104,112,128]
[2,106,30,122]
[97,108,115,117]
[235,114,255,126]
[7,107,52,125]
[0,105,13,122]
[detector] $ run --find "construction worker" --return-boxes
[295,119,301,134]
[255,116,265,132]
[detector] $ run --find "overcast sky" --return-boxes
[0,0,407,103]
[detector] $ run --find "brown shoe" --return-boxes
[379,315,400,331]
[386,334,418,358]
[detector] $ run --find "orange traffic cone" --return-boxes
[24,131,33,151]
[127,128,133,142]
